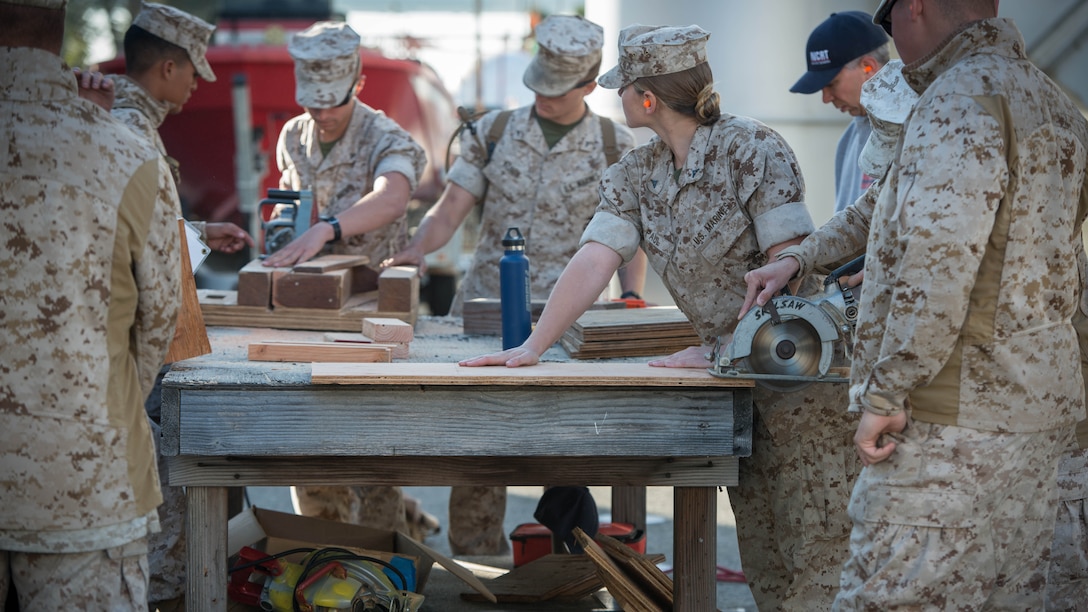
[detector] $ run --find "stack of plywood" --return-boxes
[462,298,625,336]
[560,307,701,359]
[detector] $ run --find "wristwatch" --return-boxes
[323,216,342,243]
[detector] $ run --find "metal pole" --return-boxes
[231,73,262,257]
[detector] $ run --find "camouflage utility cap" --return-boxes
[522,14,604,97]
[598,24,709,89]
[132,2,216,82]
[858,59,917,176]
[289,21,361,109]
[0,0,67,7]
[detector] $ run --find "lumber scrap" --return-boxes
[574,528,665,612]
[458,552,668,603]
[292,253,369,274]
[236,259,291,307]
[323,332,409,359]
[164,218,211,363]
[361,317,414,343]
[272,268,352,310]
[247,341,391,363]
[594,533,673,608]
[378,265,418,314]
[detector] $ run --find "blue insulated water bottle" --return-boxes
[500,227,531,350]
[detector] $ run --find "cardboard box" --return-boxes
[227,507,495,607]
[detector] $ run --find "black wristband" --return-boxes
[324,216,341,243]
[620,290,642,300]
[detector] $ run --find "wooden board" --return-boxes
[574,528,664,612]
[458,552,667,603]
[164,218,211,363]
[198,289,417,331]
[311,361,753,387]
[361,317,414,343]
[595,534,673,608]
[248,341,391,363]
[292,253,369,274]
[323,332,409,359]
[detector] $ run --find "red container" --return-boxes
[509,522,647,567]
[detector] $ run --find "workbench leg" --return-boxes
[673,486,716,612]
[611,486,647,533]
[186,486,228,612]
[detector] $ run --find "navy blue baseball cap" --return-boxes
[790,11,888,94]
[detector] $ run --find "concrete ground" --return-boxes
[244,485,756,611]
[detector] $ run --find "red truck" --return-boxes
[100,2,463,313]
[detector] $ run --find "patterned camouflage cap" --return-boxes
[598,24,709,89]
[522,15,604,97]
[288,22,361,109]
[859,59,918,177]
[1,0,67,7]
[132,2,216,82]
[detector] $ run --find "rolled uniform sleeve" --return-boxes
[733,129,814,250]
[580,155,646,265]
[370,116,427,192]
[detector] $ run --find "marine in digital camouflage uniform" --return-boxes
[461,25,859,609]
[0,1,182,609]
[103,5,228,606]
[384,14,637,556]
[830,3,1088,608]
[265,21,429,539]
[262,21,427,274]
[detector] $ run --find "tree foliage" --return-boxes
[62,0,220,67]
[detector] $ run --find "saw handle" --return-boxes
[824,254,865,287]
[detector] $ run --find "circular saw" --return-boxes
[710,256,863,392]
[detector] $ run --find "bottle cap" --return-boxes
[502,227,525,247]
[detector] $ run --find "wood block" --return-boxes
[164,218,211,363]
[352,265,380,294]
[378,265,419,313]
[272,269,351,310]
[292,253,369,274]
[323,332,409,359]
[237,259,291,307]
[362,317,414,343]
[247,341,391,363]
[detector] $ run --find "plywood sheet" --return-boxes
[311,361,752,387]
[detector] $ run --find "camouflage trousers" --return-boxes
[294,485,409,534]
[0,539,149,610]
[1047,447,1088,610]
[448,486,510,555]
[730,405,861,611]
[147,419,186,604]
[835,421,1071,610]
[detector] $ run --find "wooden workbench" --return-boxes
[160,320,754,611]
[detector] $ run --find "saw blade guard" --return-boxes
[725,295,841,379]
